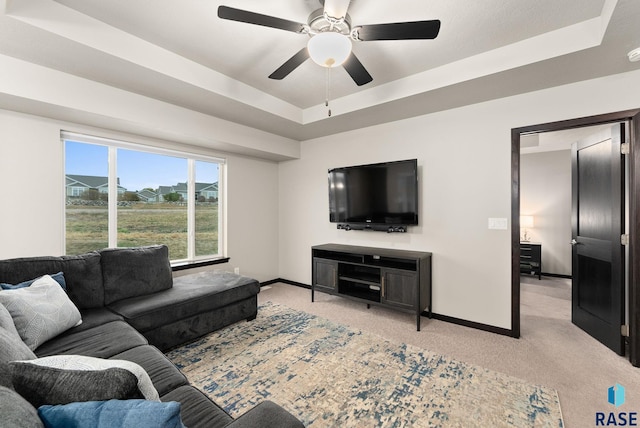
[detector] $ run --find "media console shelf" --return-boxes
[311,243,432,331]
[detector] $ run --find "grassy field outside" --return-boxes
[66,202,218,260]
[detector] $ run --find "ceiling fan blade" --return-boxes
[218,6,307,33]
[269,47,310,80]
[356,20,441,41]
[343,53,372,86]
[323,0,351,19]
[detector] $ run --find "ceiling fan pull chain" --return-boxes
[326,67,332,117]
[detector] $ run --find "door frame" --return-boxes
[511,108,640,367]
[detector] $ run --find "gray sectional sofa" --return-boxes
[0,245,303,428]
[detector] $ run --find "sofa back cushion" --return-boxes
[100,245,173,305]
[0,252,103,309]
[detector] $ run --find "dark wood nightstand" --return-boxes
[520,242,542,280]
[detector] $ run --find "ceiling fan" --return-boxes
[217,0,441,86]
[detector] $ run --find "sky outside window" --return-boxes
[65,141,219,192]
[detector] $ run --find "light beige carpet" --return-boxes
[167,302,563,427]
[256,278,640,427]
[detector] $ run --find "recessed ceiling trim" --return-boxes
[0,53,300,160]
[6,0,303,123]
[302,12,612,124]
[2,0,621,130]
[599,0,618,34]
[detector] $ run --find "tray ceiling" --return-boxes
[1,0,639,140]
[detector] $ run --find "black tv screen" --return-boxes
[328,159,418,227]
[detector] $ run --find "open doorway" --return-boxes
[519,124,617,352]
[520,125,613,279]
[511,109,640,367]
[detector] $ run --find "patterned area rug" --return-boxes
[166,302,563,427]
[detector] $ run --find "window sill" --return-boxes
[171,257,230,272]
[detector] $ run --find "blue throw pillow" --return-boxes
[38,399,186,428]
[0,272,67,291]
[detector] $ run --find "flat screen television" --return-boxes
[328,159,418,230]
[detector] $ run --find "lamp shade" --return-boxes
[520,215,534,228]
[307,32,352,67]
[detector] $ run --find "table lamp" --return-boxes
[520,215,534,241]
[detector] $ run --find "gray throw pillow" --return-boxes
[0,302,36,388]
[0,300,22,337]
[0,302,36,364]
[0,326,37,388]
[0,386,44,428]
[21,355,160,401]
[0,275,82,350]
[10,362,143,408]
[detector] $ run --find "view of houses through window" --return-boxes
[64,134,222,262]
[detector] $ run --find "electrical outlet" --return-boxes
[234,267,240,275]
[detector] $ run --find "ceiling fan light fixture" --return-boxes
[323,0,351,20]
[307,32,352,67]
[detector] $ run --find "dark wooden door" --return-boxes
[571,124,625,355]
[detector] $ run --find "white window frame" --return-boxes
[62,131,226,265]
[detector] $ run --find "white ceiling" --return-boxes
[1,0,639,141]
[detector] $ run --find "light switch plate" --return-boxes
[488,218,508,230]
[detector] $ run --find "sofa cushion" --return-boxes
[0,252,104,309]
[20,355,159,401]
[0,386,43,428]
[161,385,233,428]
[111,345,188,396]
[100,245,173,305]
[142,296,257,351]
[0,275,82,350]
[10,362,142,408]
[109,271,260,333]
[226,401,305,428]
[73,307,124,333]
[38,399,186,428]
[35,320,147,359]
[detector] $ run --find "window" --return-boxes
[63,132,224,264]
[65,142,109,254]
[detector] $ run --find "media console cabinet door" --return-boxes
[382,268,418,310]
[313,258,338,291]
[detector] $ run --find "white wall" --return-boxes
[0,111,64,257]
[2,66,640,330]
[279,69,640,330]
[521,150,572,276]
[225,155,279,281]
[0,109,280,282]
